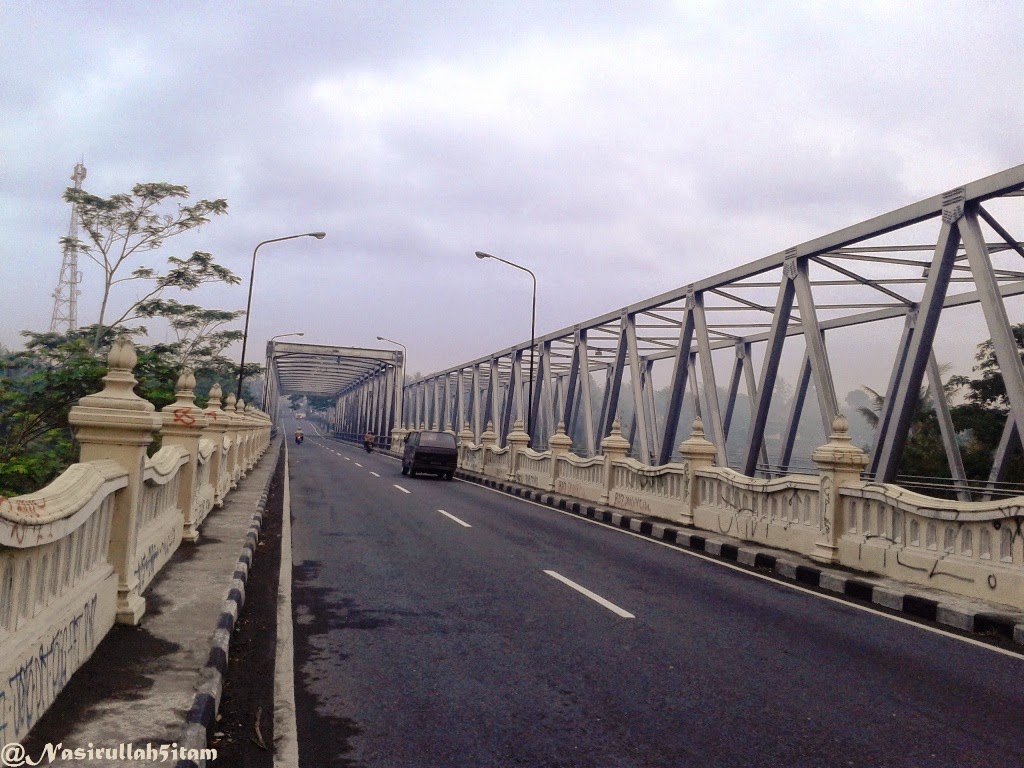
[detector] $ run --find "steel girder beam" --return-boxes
[743,264,796,476]
[793,258,840,437]
[692,291,727,466]
[599,318,628,442]
[984,417,1020,500]
[927,351,970,501]
[961,205,1024,444]
[779,351,812,475]
[656,308,695,465]
[624,312,651,462]
[874,215,961,481]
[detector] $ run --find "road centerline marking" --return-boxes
[370,471,380,477]
[394,484,411,494]
[544,570,635,619]
[355,462,363,467]
[437,509,471,528]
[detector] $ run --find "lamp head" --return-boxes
[475,251,492,260]
[310,232,327,240]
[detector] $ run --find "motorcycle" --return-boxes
[295,432,304,444]
[363,439,373,453]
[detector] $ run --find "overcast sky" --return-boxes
[2,0,1022,392]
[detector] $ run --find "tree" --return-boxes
[61,182,233,349]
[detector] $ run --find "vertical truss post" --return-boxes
[599,317,628,442]
[576,329,597,456]
[693,290,728,466]
[688,355,702,420]
[983,416,1019,500]
[874,211,961,482]
[471,364,483,438]
[793,258,840,436]
[485,358,500,434]
[722,342,745,441]
[927,351,970,500]
[441,373,451,431]
[454,369,465,433]
[563,329,582,442]
[625,313,651,462]
[657,306,695,466]
[868,311,916,475]
[743,256,797,476]
[533,341,553,447]
[961,204,1024,450]
[779,351,812,475]
[642,359,660,463]
[501,351,523,445]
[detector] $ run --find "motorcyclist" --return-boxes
[363,431,375,452]
[295,428,304,444]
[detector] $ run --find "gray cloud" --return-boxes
[2,0,1022,388]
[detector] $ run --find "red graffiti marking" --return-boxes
[173,408,197,427]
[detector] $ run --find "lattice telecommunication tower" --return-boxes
[48,162,87,333]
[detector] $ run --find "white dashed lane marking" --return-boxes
[543,570,635,619]
[437,509,471,528]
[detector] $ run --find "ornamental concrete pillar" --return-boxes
[391,426,408,455]
[202,383,230,507]
[548,421,573,491]
[68,338,162,625]
[811,415,868,564]
[677,418,717,525]
[458,422,474,467]
[600,418,631,504]
[506,418,530,482]
[160,369,209,543]
[240,401,256,472]
[223,393,241,487]
[480,421,498,477]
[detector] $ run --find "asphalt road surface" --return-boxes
[287,426,1024,768]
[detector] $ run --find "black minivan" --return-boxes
[401,430,458,479]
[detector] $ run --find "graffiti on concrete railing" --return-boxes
[0,496,47,520]
[172,408,197,427]
[611,492,652,516]
[134,524,179,590]
[3,594,98,741]
[516,472,541,487]
[556,479,586,498]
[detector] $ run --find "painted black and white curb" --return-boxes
[456,470,1024,648]
[175,443,280,768]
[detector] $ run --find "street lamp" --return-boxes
[237,232,326,400]
[262,333,305,411]
[377,335,408,431]
[474,251,537,442]
[376,335,407,361]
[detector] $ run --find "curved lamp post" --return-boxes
[262,332,304,411]
[474,251,536,442]
[377,335,408,432]
[237,233,325,400]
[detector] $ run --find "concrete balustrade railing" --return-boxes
[0,339,272,747]
[459,415,1024,611]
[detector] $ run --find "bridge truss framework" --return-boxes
[337,165,1024,496]
[265,340,404,439]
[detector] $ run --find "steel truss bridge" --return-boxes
[268,164,1024,497]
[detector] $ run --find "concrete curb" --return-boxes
[456,469,1024,648]
[175,441,282,768]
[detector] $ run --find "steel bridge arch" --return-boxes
[402,164,1024,496]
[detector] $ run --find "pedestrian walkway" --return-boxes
[20,438,283,768]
